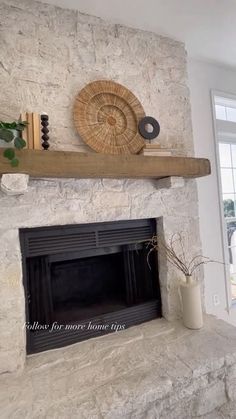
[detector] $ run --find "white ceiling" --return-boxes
[43,0,236,68]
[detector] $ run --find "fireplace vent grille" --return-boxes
[27,232,97,257]
[22,220,154,257]
[98,225,151,246]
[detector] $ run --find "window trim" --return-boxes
[211,90,234,311]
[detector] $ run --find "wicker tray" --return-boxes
[73,80,146,154]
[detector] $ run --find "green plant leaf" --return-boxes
[16,122,28,131]
[3,148,15,160]
[0,129,14,142]
[14,137,26,149]
[0,120,28,130]
[1,122,17,129]
[9,122,17,129]
[11,158,19,167]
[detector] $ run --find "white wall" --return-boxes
[188,58,236,325]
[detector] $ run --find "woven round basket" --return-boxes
[73,80,146,154]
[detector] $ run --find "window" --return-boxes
[215,96,236,122]
[213,93,236,301]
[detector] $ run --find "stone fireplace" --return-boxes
[0,0,203,375]
[2,2,236,418]
[0,174,201,373]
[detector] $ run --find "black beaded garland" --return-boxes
[41,114,50,150]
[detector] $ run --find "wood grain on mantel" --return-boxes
[0,150,211,179]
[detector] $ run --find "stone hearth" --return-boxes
[1,315,236,418]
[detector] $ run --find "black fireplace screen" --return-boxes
[20,219,162,354]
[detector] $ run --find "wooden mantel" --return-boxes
[0,150,211,179]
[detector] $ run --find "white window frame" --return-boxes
[211,89,236,311]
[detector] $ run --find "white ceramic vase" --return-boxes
[180,275,203,330]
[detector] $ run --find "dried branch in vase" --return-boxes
[146,232,224,281]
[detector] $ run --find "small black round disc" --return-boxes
[138,116,160,140]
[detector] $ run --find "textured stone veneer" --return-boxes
[0,0,193,154]
[0,0,202,375]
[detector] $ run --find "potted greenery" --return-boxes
[0,120,27,167]
[147,233,221,329]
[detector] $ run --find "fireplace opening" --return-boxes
[51,253,127,323]
[20,219,162,354]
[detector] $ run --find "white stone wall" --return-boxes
[0,0,202,374]
[0,0,193,155]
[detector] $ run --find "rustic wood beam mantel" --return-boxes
[0,150,211,179]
